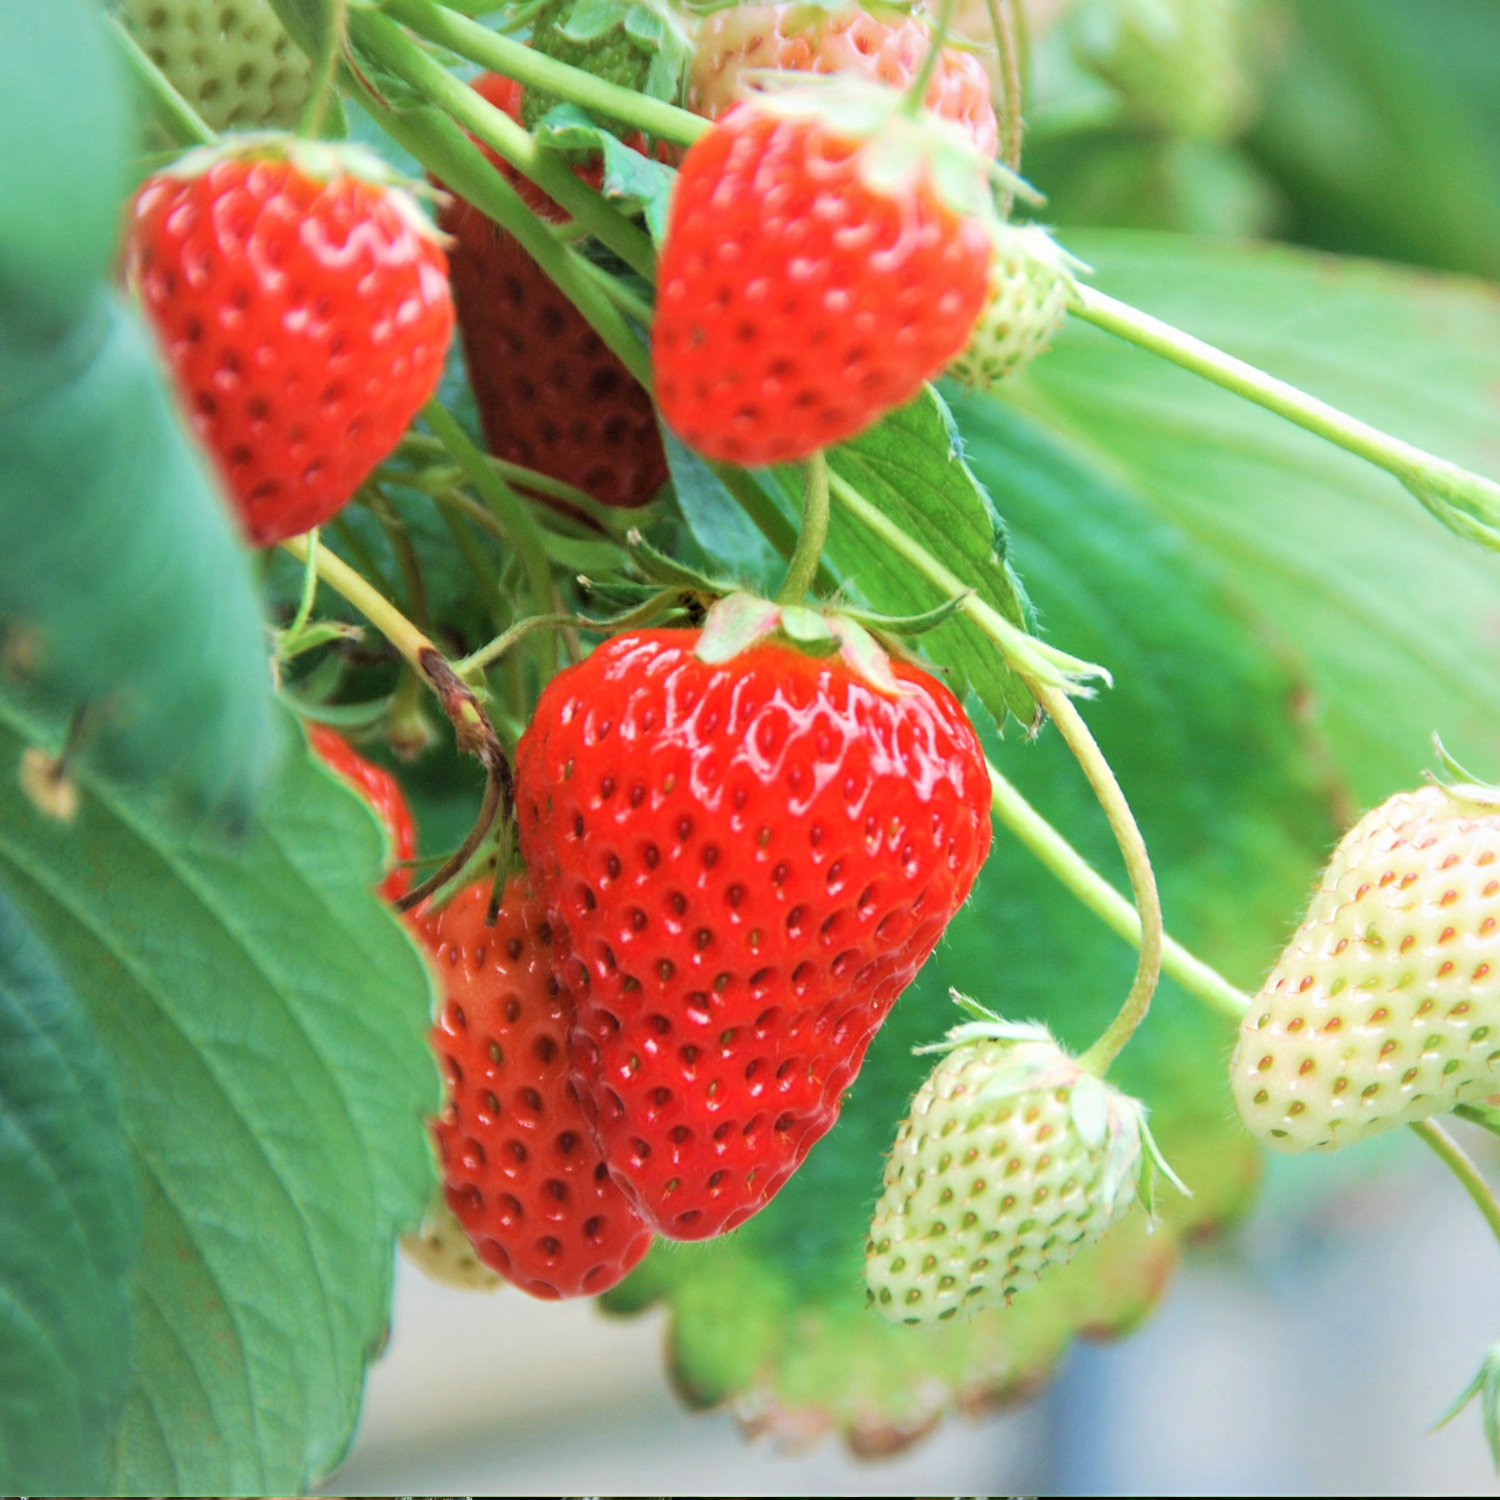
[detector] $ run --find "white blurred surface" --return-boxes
[325,1129,1500,1496]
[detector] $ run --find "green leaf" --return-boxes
[604,381,1331,1446]
[533,104,678,242]
[0,291,277,815]
[1010,231,1500,807]
[266,0,346,71]
[818,386,1038,729]
[0,890,136,1493]
[0,699,438,1494]
[0,0,131,341]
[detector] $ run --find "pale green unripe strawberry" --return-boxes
[865,1002,1179,1326]
[1072,0,1250,142]
[118,0,313,133]
[1231,779,1500,1153]
[946,223,1075,390]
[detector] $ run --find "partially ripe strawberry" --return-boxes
[421,880,655,1298]
[866,1012,1168,1324]
[514,608,993,1239]
[439,75,668,510]
[306,724,416,903]
[119,0,312,134]
[1232,783,1500,1152]
[654,88,994,465]
[947,223,1075,389]
[688,3,998,158]
[128,140,454,546]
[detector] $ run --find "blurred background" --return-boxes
[319,1,1500,1493]
[328,1125,1500,1495]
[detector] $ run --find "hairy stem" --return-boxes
[1072,284,1500,553]
[1411,1120,1500,1252]
[382,0,707,148]
[986,0,1024,177]
[352,11,657,283]
[776,452,831,605]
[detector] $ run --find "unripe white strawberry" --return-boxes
[1072,0,1250,143]
[400,1193,503,1293]
[865,1000,1179,1325]
[118,0,313,134]
[946,224,1076,389]
[1231,778,1500,1153]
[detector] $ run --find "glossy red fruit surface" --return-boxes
[515,630,993,1240]
[306,724,416,904]
[421,880,656,1298]
[441,75,668,510]
[129,148,454,545]
[688,2,999,158]
[653,100,993,465]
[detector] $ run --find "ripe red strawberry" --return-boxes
[128,140,454,546]
[688,3,999,159]
[514,620,993,1240]
[440,75,668,510]
[421,879,656,1298]
[653,89,994,465]
[306,724,416,904]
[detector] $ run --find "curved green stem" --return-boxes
[296,0,346,138]
[776,452,830,605]
[381,0,707,148]
[1411,1120,1500,1252]
[824,467,1162,1069]
[984,0,1024,176]
[1072,283,1500,554]
[987,760,1248,1018]
[352,10,657,283]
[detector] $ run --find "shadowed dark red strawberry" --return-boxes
[421,879,655,1297]
[514,628,993,1240]
[128,139,454,545]
[439,74,667,510]
[307,724,416,903]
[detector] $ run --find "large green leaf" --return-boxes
[0,890,136,1493]
[0,700,438,1495]
[602,379,1333,1446]
[1011,230,1500,808]
[0,291,277,815]
[0,0,130,341]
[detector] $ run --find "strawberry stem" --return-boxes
[903,0,962,120]
[381,0,708,149]
[775,452,831,606]
[1072,282,1500,555]
[983,0,1024,179]
[296,0,347,139]
[352,11,659,285]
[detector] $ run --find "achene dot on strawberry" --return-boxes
[514,629,994,1240]
[653,94,994,466]
[128,143,454,546]
[306,724,416,904]
[420,879,655,1298]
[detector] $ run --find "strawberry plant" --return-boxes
[5,0,1500,1490]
